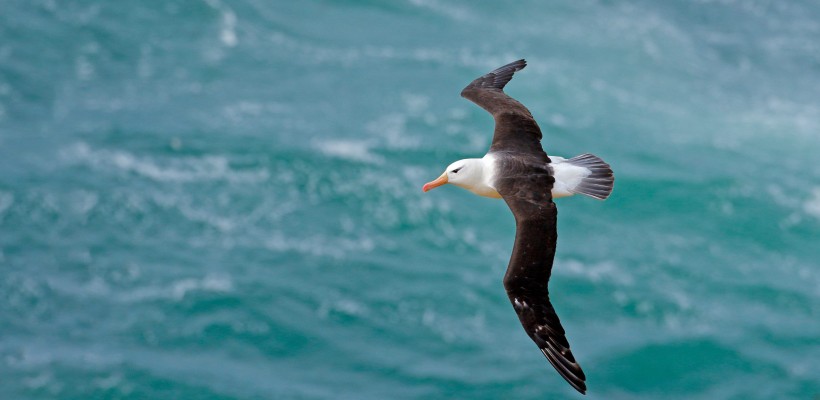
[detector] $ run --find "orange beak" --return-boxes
[422,173,448,192]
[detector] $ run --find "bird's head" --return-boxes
[422,158,481,192]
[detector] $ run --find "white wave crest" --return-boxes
[314,139,384,164]
[559,259,634,286]
[205,0,239,47]
[122,274,233,302]
[62,142,268,183]
[804,187,820,219]
[0,191,13,215]
[269,30,520,71]
[265,231,375,259]
[407,0,474,21]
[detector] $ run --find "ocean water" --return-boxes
[1,0,819,398]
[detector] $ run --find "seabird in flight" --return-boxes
[422,59,614,394]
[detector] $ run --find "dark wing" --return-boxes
[494,155,587,395]
[462,60,584,393]
[460,59,545,155]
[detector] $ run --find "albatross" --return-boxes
[422,59,614,394]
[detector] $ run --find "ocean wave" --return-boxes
[317,297,370,319]
[66,190,99,217]
[736,97,820,140]
[365,113,420,150]
[767,184,820,227]
[313,139,384,164]
[61,142,269,183]
[151,193,239,232]
[46,273,234,303]
[419,307,488,344]
[200,0,239,63]
[204,0,238,48]
[122,274,233,302]
[406,0,474,22]
[269,30,522,70]
[265,231,375,259]
[0,191,13,216]
[222,101,290,122]
[559,258,634,286]
[803,187,820,219]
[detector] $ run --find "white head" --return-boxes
[422,158,484,193]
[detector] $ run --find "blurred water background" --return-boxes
[1,1,819,399]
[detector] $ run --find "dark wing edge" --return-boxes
[495,160,587,395]
[460,59,533,118]
[462,59,526,94]
[459,60,545,154]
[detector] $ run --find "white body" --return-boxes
[444,154,591,200]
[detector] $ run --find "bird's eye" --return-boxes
[451,167,463,173]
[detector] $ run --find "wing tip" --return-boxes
[462,58,529,95]
[500,58,527,72]
[541,347,588,394]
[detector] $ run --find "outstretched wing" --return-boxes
[460,59,545,155]
[494,155,587,395]
[461,60,583,393]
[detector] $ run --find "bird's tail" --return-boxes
[566,153,614,200]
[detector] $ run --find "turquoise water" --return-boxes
[1,1,819,398]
